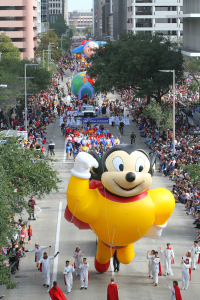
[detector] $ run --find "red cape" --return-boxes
[157,257,162,276]
[198,253,200,264]
[174,285,182,300]
[107,283,119,300]
[49,286,67,300]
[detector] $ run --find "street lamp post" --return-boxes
[25,64,38,131]
[48,42,54,71]
[61,34,67,50]
[43,49,51,68]
[159,69,176,155]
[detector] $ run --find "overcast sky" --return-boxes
[68,0,93,12]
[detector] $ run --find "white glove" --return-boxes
[71,152,99,179]
[145,222,167,239]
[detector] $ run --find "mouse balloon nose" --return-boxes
[126,172,136,182]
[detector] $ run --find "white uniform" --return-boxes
[168,286,176,300]
[181,262,190,289]
[76,117,81,126]
[190,245,200,269]
[152,257,160,284]
[38,256,55,285]
[71,117,75,126]
[59,116,63,126]
[115,116,119,126]
[161,248,174,275]
[79,262,89,288]
[147,254,154,277]
[67,117,71,126]
[28,246,49,266]
[73,251,83,275]
[125,116,130,126]
[63,265,75,293]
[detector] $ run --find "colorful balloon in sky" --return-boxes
[72,40,107,58]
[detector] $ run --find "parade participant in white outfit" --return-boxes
[71,116,75,126]
[26,244,51,268]
[67,117,71,126]
[159,243,174,275]
[152,252,160,286]
[147,250,155,278]
[182,251,192,281]
[37,251,59,287]
[59,115,63,126]
[181,258,190,290]
[115,115,119,126]
[73,246,83,275]
[167,281,182,300]
[189,240,200,270]
[63,260,75,294]
[125,115,130,126]
[79,258,89,290]
[76,117,81,127]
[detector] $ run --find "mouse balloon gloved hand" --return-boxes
[71,152,99,179]
[144,222,167,239]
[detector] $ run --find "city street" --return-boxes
[2,86,200,300]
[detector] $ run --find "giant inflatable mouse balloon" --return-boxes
[65,145,175,273]
[72,41,107,58]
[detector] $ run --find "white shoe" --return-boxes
[182,288,185,290]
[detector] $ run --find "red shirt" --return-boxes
[28,199,36,209]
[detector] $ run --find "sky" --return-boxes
[68,0,93,12]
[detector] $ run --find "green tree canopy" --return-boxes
[184,56,200,94]
[36,30,62,62]
[87,33,184,104]
[0,137,61,289]
[50,14,67,38]
[0,33,21,59]
[0,58,52,127]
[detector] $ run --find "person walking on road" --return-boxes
[28,197,36,220]
[152,251,160,286]
[159,243,174,276]
[37,251,59,288]
[189,240,200,270]
[107,278,119,300]
[167,281,182,300]
[73,246,83,275]
[113,250,120,273]
[181,258,190,290]
[79,258,89,290]
[130,132,136,144]
[48,140,55,156]
[49,281,67,300]
[63,260,75,294]
[26,244,51,268]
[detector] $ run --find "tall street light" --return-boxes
[43,49,51,68]
[61,34,67,50]
[25,64,38,131]
[159,69,175,155]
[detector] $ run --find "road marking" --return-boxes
[110,257,114,276]
[35,205,42,216]
[52,201,62,284]
[63,138,66,163]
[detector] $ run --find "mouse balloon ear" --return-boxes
[149,153,156,176]
[89,151,101,181]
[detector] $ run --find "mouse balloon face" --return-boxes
[90,145,156,198]
[83,41,99,58]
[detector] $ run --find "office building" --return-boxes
[41,0,49,32]
[93,0,103,39]
[37,0,42,34]
[63,0,68,25]
[102,0,110,37]
[68,10,93,31]
[113,0,127,40]
[127,0,183,39]
[181,0,200,56]
[0,0,37,59]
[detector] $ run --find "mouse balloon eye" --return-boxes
[113,157,124,172]
[135,158,145,172]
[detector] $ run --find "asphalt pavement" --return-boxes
[2,81,200,300]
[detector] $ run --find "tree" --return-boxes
[142,102,173,132]
[0,33,21,59]
[58,36,71,51]
[69,24,77,35]
[50,14,67,38]
[36,30,62,62]
[84,26,92,37]
[0,137,61,289]
[188,81,199,93]
[87,33,184,104]
[182,163,200,188]
[183,56,200,96]
[0,58,52,127]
